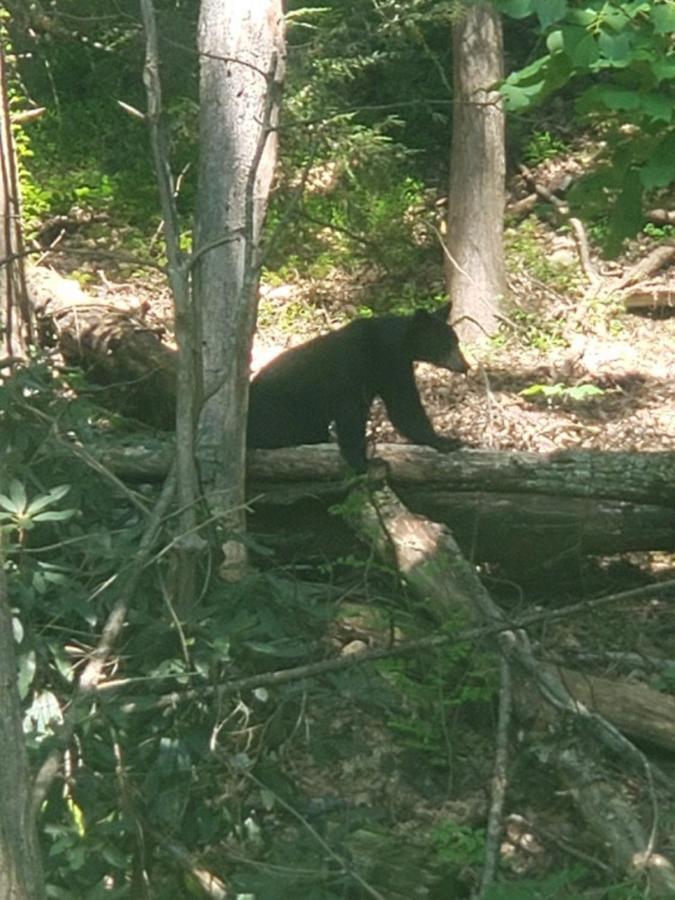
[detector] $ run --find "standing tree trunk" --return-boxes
[194,0,285,577]
[0,43,32,359]
[0,563,46,899]
[446,2,505,344]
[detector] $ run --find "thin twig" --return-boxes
[107,577,675,713]
[477,656,511,897]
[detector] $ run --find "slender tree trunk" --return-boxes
[446,2,505,343]
[0,562,46,899]
[194,0,285,577]
[0,44,32,358]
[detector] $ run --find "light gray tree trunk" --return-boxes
[0,44,32,359]
[194,0,285,576]
[0,564,45,899]
[446,2,505,344]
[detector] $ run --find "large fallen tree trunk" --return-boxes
[27,267,176,428]
[350,479,675,894]
[96,441,675,566]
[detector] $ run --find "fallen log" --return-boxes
[350,479,675,894]
[96,441,675,565]
[622,284,675,311]
[27,266,176,428]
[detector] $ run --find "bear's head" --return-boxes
[410,304,469,373]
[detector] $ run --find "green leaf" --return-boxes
[565,384,604,400]
[566,8,597,27]
[8,480,27,512]
[533,0,567,29]
[651,56,675,82]
[622,1,652,18]
[561,25,600,68]
[500,81,546,111]
[505,53,551,84]
[651,3,675,34]
[17,651,36,700]
[12,616,24,643]
[598,29,634,65]
[640,135,675,188]
[600,5,630,32]
[606,168,643,255]
[641,93,673,122]
[578,84,642,114]
[32,509,76,523]
[546,29,564,53]
[520,383,563,398]
[25,484,70,516]
[497,0,536,19]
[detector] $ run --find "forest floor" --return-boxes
[33,215,675,895]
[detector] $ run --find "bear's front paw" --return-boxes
[432,436,464,453]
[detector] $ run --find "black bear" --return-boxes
[247,303,468,472]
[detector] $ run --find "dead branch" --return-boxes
[617,241,675,290]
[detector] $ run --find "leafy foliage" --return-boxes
[497,0,675,254]
[520,381,605,403]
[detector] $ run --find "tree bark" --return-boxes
[446,2,505,343]
[0,44,32,358]
[194,0,285,576]
[0,564,46,899]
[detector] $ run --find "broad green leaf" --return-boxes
[598,30,634,65]
[566,8,597,26]
[578,84,642,114]
[546,29,564,53]
[500,81,546,111]
[641,92,673,122]
[606,168,643,256]
[640,135,675,188]
[533,0,567,29]
[497,0,536,19]
[520,383,563,398]
[565,384,604,400]
[505,53,551,84]
[651,3,675,34]
[651,56,675,82]
[600,5,629,32]
[622,1,652,18]
[561,26,600,68]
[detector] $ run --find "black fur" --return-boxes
[247,304,468,472]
